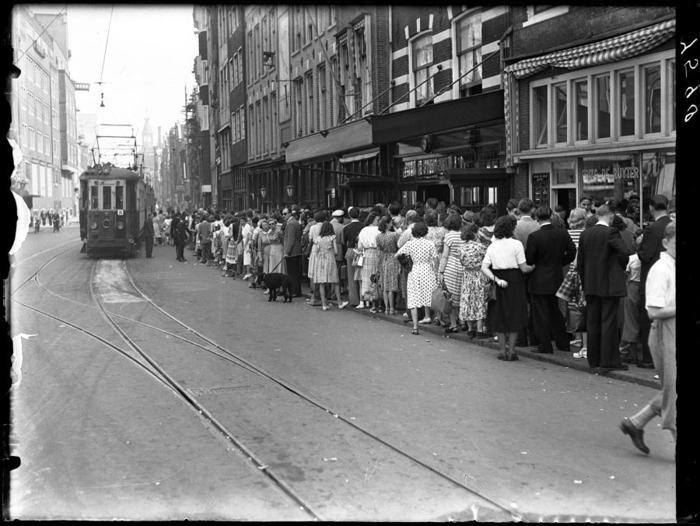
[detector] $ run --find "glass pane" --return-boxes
[460,48,482,85]
[581,155,638,210]
[90,186,99,209]
[413,36,433,68]
[669,61,676,132]
[103,185,112,209]
[619,70,635,136]
[115,185,124,209]
[574,80,588,141]
[554,83,567,143]
[415,67,433,103]
[458,14,481,51]
[552,160,575,185]
[533,85,548,147]
[596,75,611,139]
[644,65,661,134]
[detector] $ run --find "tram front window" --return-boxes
[115,185,124,209]
[90,185,99,209]
[103,186,112,209]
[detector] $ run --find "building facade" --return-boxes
[10,5,79,217]
[504,6,676,220]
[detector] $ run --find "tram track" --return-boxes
[13,248,521,520]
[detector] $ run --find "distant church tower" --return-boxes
[142,112,154,172]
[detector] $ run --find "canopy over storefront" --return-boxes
[505,18,675,79]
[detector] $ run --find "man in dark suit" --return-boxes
[577,204,630,372]
[635,194,672,368]
[143,212,155,258]
[525,206,577,354]
[284,209,303,297]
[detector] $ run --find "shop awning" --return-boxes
[285,90,504,164]
[505,18,675,79]
[338,147,380,164]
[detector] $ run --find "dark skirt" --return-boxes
[487,268,528,333]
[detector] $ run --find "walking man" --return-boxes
[577,204,630,372]
[197,215,213,265]
[525,205,577,354]
[620,221,676,454]
[143,211,155,258]
[284,209,303,297]
[173,212,188,262]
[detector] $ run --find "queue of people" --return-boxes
[149,193,675,456]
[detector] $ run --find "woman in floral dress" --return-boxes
[375,216,401,315]
[395,222,438,335]
[267,217,286,274]
[459,222,488,338]
[314,221,348,311]
[437,213,465,333]
[256,219,272,274]
[357,212,381,311]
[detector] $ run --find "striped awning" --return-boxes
[505,18,675,79]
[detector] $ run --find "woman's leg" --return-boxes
[319,282,327,307]
[449,310,458,328]
[411,307,419,330]
[497,332,507,355]
[334,284,343,305]
[388,291,395,314]
[507,332,519,354]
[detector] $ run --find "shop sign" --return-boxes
[201,184,212,193]
[581,166,639,185]
[401,156,454,180]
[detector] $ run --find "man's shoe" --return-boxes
[619,418,650,454]
[599,365,629,373]
[637,362,655,369]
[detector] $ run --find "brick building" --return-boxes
[504,6,676,219]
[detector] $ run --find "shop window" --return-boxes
[595,75,611,139]
[456,12,482,97]
[574,80,588,141]
[581,155,639,207]
[412,34,434,106]
[460,186,478,206]
[644,64,661,134]
[533,85,548,147]
[554,83,567,143]
[618,70,635,137]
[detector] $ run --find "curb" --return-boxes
[299,289,661,391]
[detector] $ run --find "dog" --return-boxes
[256,272,293,302]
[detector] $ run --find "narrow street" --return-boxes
[7,228,675,521]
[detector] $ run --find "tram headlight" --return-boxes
[90,222,98,230]
[116,221,125,230]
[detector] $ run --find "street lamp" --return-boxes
[260,187,267,199]
[286,184,295,199]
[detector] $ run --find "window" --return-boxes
[28,93,34,116]
[29,127,35,150]
[21,124,27,147]
[552,160,575,185]
[318,64,327,130]
[456,12,482,96]
[103,185,112,209]
[307,6,316,43]
[412,34,433,105]
[306,72,314,133]
[262,96,269,152]
[618,69,635,137]
[295,79,303,135]
[116,185,124,209]
[240,106,245,140]
[554,83,567,143]
[595,75,611,139]
[669,60,676,132]
[574,80,588,141]
[91,185,99,208]
[533,85,548,147]
[247,31,254,84]
[644,64,661,134]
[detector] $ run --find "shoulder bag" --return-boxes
[431,285,453,315]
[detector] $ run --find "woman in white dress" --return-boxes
[395,222,438,335]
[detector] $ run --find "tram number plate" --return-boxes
[117,210,124,216]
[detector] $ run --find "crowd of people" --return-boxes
[30,208,69,233]
[145,193,676,455]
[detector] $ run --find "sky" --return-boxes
[64,4,198,144]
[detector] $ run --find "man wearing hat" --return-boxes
[331,209,347,294]
[197,215,213,265]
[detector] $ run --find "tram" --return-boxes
[79,163,155,257]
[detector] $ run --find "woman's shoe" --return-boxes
[445,326,459,334]
[412,328,420,336]
[467,330,477,339]
[339,301,349,309]
[369,307,378,314]
[497,352,508,361]
[322,304,332,311]
[356,303,366,309]
[507,353,519,361]
[418,317,432,324]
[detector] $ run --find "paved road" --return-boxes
[8,233,676,521]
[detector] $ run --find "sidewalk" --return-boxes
[298,284,661,390]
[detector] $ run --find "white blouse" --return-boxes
[482,237,526,270]
[357,225,380,250]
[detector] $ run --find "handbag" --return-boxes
[431,286,453,315]
[566,302,587,332]
[396,253,413,273]
[352,248,364,267]
[485,281,498,302]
